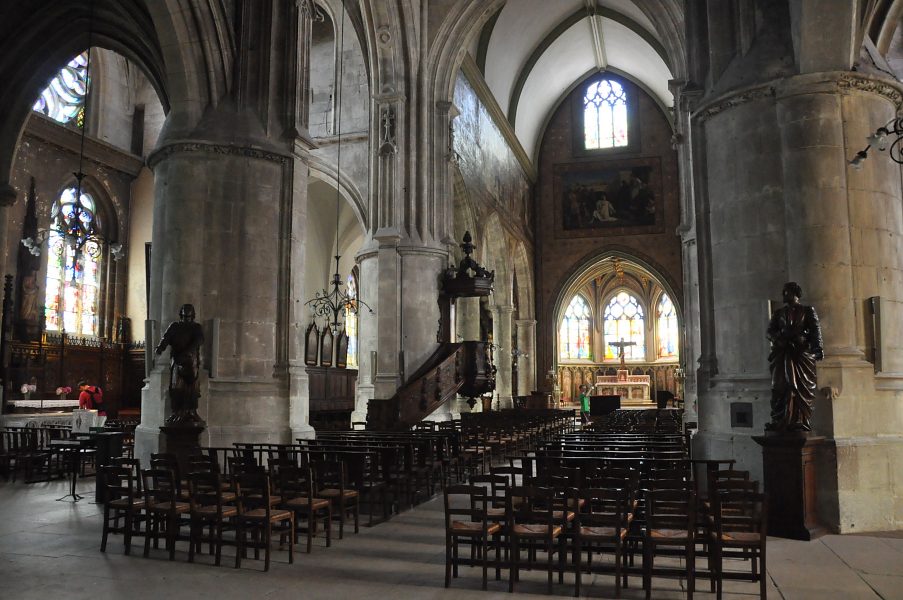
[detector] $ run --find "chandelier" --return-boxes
[21,1,124,269]
[849,117,903,169]
[305,0,370,333]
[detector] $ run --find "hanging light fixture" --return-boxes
[305,0,371,333]
[849,117,903,169]
[21,0,124,268]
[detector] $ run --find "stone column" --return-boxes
[288,143,316,440]
[492,304,514,409]
[134,139,295,461]
[693,72,903,519]
[515,319,536,395]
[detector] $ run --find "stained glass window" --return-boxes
[559,295,592,360]
[603,291,645,360]
[44,187,101,336]
[345,274,358,369]
[583,78,628,150]
[657,293,679,359]
[33,52,89,125]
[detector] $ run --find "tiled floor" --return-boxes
[1,477,901,599]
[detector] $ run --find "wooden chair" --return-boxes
[235,470,295,571]
[276,465,331,553]
[315,460,359,538]
[150,453,187,500]
[444,484,502,590]
[100,465,145,555]
[643,489,697,600]
[507,485,571,595]
[142,468,190,560]
[710,491,767,600]
[574,486,631,598]
[186,471,238,566]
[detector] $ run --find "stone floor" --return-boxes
[1,477,902,599]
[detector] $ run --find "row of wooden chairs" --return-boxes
[0,426,85,482]
[443,434,768,599]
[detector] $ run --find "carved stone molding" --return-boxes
[148,141,291,168]
[378,106,397,155]
[297,0,325,22]
[693,85,776,122]
[835,74,903,108]
[694,73,903,123]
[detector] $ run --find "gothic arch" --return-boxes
[0,1,168,201]
[549,247,680,368]
[308,156,368,233]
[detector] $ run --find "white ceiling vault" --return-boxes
[478,0,674,161]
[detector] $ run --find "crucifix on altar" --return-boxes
[609,337,636,368]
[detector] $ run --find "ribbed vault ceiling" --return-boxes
[481,0,674,160]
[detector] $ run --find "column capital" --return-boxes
[492,304,515,315]
[515,318,537,328]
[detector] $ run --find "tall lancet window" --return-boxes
[44,187,102,336]
[559,295,592,360]
[657,293,679,359]
[345,273,358,368]
[603,291,645,360]
[33,52,89,126]
[583,78,628,150]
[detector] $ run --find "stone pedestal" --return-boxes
[160,424,204,476]
[753,432,826,540]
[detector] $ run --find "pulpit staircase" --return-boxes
[366,341,495,430]
[366,232,496,430]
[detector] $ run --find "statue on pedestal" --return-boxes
[155,303,205,426]
[766,282,823,432]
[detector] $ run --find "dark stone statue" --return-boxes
[155,303,205,425]
[766,282,824,432]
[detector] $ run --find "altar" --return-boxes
[594,369,654,407]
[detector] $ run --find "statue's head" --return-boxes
[782,282,802,303]
[179,304,196,322]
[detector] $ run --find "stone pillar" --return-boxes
[135,135,296,459]
[671,80,703,423]
[693,71,903,531]
[289,144,315,440]
[492,304,514,409]
[515,319,536,395]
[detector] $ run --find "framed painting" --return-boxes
[554,158,663,237]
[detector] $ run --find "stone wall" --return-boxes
[2,115,141,339]
[534,75,682,382]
